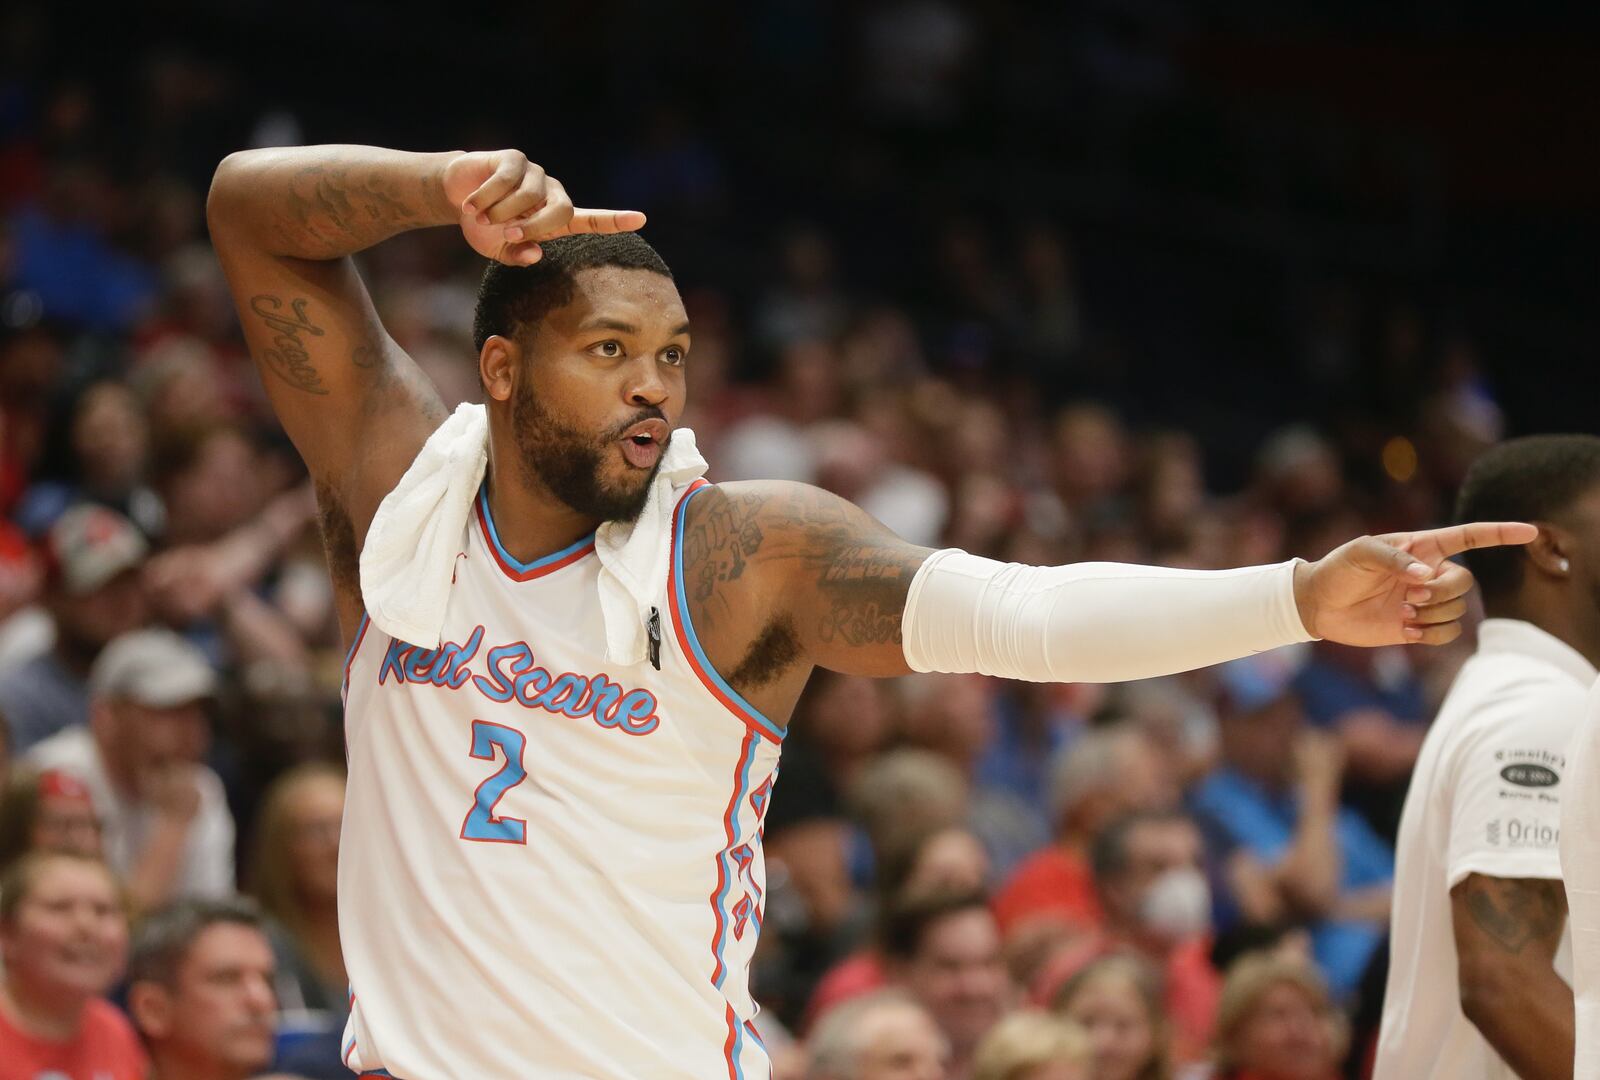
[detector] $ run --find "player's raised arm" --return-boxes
[206,145,645,541]
[744,482,1535,681]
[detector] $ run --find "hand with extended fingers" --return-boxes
[1293,521,1537,647]
[441,149,646,266]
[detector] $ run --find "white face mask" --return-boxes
[1139,866,1212,941]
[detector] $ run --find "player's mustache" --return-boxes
[603,408,669,441]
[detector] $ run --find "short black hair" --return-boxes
[128,896,266,987]
[880,887,991,963]
[1090,808,1196,887]
[471,232,673,352]
[1454,435,1600,605]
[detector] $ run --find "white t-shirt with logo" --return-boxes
[1561,678,1600,1079]
[1374,619,1594,1080]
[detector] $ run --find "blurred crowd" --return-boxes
[0,4,1572,1079]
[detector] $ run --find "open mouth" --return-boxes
[619,420,669,469]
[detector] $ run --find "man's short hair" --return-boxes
[1090,808,1195,886]
[471,233,673,352]
[880,887,991,963]
[808,989,927,1080]
[1455,435,1600,606]
[128,897,266,987]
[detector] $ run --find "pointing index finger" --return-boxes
[564,209,647,235]
[1419,521,1538,559]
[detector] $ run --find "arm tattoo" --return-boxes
[1463,875,1567,954]
[681,491,768,630]
[271,164,437,259]
[249,295,329,395]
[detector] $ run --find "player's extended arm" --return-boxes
[1452,874,1574,1080]
[750,481,1533,679]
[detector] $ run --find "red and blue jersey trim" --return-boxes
[669,480,785,745]
[474,484,596,582]
[340,613,371,705]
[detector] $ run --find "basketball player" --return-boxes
[206,145,1531,1079]
[1374,435,1600,1080]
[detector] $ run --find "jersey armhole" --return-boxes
[667,481,785,745]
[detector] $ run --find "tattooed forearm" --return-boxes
[1460,875,1567,954]
[250,295,329,395]
[271,165,438,258]
[212,147,456,262]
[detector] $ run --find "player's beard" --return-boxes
[510,380,663,524]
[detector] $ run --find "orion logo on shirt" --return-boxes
[1487,817,1559,849]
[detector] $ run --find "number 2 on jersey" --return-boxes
[460,720,528,844]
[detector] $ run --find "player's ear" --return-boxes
[480,335,521,403]
[1523,523,1569,579]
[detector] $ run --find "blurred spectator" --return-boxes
[806,825,991,1031]
[0,504,149,752]
[1209,955,1348,1080]
[970,1011,1091,1080]
[1034,810,1219,1067]
[807,989,951,1080]
[881,888,1013,1080]
[993,726,1178,942]
[1192,656,1393,1001]
[1290,642,1427,841]
[0,518,47,670]
[757,225,849,350]
[0,767,102,876]
[14,378,159,537]
[247,763,346,1036]
[0,850,146,1079]
[7,160,158,330]
[126,898,279,1080]
[901,674,1046,877]
[1052,953,1171,1080]
[27,627,234,910]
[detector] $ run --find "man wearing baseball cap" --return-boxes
[0,504,150,752]
[26,627,235,912]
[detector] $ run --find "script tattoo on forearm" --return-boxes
[270,164,436,259]
[1463,875,1567,954]
[250,295,328,395]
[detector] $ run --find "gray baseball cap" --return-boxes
[89,628,217,708]
[47,505,148,595]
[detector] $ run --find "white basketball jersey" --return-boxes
[337,479,781,1079]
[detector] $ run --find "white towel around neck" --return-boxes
[358,402,708,666]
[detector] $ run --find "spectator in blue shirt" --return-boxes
[1191,651,1394,1001]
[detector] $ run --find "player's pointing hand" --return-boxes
[1293,521,1537,647]
[441,149,646,266]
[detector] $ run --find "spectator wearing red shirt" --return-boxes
[993,726,1177,948]
[0,850,147,1080]
[1033,811,1221,1068]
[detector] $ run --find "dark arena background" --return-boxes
[1,2,1598,1079]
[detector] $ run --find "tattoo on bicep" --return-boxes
[798,492,924,649]
[1462,876,1567,954]
[249,295,329,395]
[681,492,768,628]
[815,547,920,646]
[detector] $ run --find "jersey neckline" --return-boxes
[474,485,597,582]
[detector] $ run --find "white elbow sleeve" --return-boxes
[900,549,1316,684]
